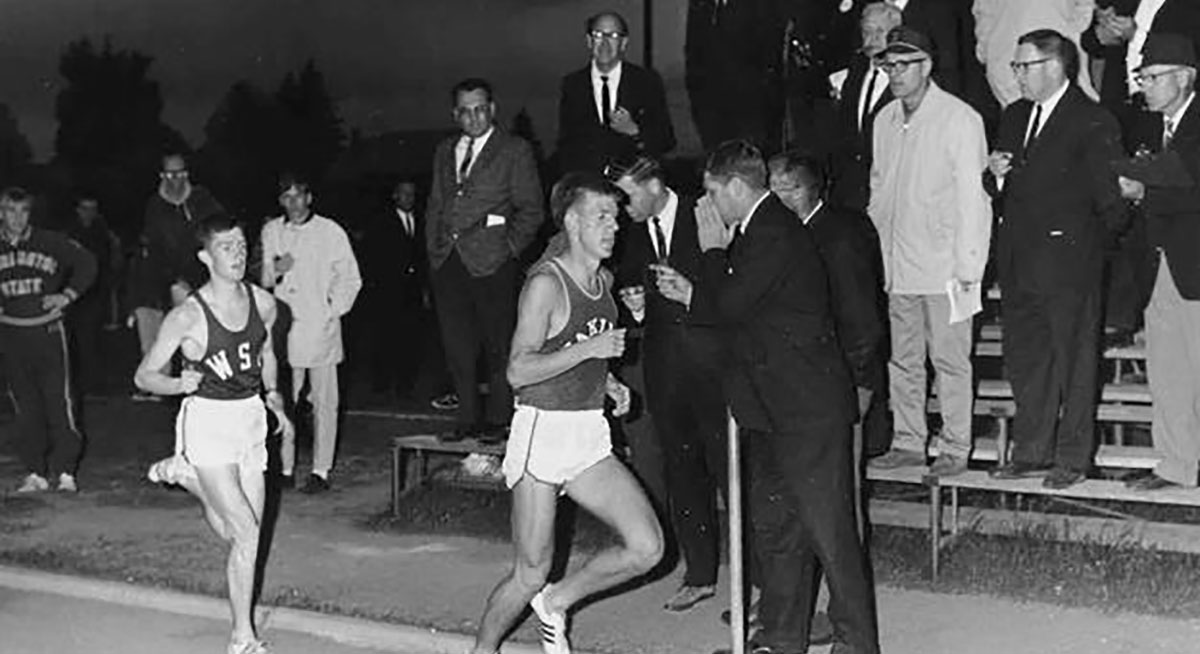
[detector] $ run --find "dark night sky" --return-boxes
[0,0,697,162]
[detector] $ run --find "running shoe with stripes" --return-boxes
[147,456,197,486]
[529,585,570,654]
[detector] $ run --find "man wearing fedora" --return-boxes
[1118,33,1200,491]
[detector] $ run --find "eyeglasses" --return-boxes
[1136,67,1186,86]
[1009,57,1053,74]
[160,170,188,180]
[588,30,626,41]
[879,57,927,74]
[453,105,491,118]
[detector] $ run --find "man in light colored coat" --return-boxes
[261,173,362,493]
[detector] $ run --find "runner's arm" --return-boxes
[134,301,200,395]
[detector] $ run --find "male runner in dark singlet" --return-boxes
[135,212,292,654]
[469,173,663,654]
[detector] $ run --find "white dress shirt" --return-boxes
[649,190,678,258]
[396,208,415,237]
[454,126,494,180]
[591,61,623,124]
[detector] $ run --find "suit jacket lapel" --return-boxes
[1023,86,1080,160]
[1170,97,1200,150]
[464,130,503,184]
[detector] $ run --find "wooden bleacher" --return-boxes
[390,434,504,515]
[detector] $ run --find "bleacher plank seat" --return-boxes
[391,434,505,515]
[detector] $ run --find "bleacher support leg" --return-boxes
[392,446,402,517]
[929,480,941,582]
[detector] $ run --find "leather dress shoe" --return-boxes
[1126,472,1181,491]
[1042,467,1086,490]
[989,461,1052,479]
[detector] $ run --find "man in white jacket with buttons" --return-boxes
[261,173,362,493]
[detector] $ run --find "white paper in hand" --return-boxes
[946,280,982,325]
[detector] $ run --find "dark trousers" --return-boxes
[648,334,728,587]
[432,251,516,428]
[1104,216,1153,333]
[68,288,107,394]
[1003,286,1101,470]
[368,284,427,395]
[2,322,83,476]
[745,422,878,654]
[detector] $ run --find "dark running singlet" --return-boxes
[517,259,618,411]
[185,283,267,400]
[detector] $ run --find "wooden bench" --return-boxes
[390,434,505,516]
[975,322,1147,382]
[924,463,1200,580]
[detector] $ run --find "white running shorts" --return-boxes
[502,404,612,489]
[175,395,268,471]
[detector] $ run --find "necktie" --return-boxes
[601,75,613,126]
[1164,118,1176,149]
[1024,104,1042,152]
[651,217,668,262]
[400,211,412,237]
[458,137,475,184]
[860,68,880,132]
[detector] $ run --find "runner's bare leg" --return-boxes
[471,476,560,654]
[196,464,265,645]
[540,456,663,614]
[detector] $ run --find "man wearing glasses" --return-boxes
[985,29,1125,490]
[556,11,675,176]
[1118,33,1200,491]
[141,153,225,330]
[867,26,992,476]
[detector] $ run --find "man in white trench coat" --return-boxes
[261,173,363,493]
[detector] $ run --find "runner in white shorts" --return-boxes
[471,173,663,654]
[135,212,292,654]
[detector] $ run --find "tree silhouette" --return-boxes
[195,80,282,221]
[0,103,33,183]
[274,60,344,183]
[53,37,184,236]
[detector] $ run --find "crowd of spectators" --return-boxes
[4,1,1200,651]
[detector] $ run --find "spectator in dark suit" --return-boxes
[686,0,785,152]
[985,29,1126,490]
[769,151,890,462]
[655,141,878,654]
[556,11,675,176]
[363,180,429,400]
[830,1,903,212]
[1118,34,1200,491]
[427,78,544,443]
[610,156,726,614]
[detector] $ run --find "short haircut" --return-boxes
[450,77,493,105]
[768,150,828,196]
[277,171,312,196]
[194,212,242,250]
[586,11,628,35]
[606,155,666,185]
[550,171,621,228]
[0,186,32,206]
[861,1,901,27]
[1018,29,1080,83]
[161,152,188,168]
[704,140,768,190]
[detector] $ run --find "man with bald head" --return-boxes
[556,10,676,176]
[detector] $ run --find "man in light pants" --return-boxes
[262,173,362,493]
[866,27,992,476]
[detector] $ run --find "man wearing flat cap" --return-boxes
[1118,33,1200,491]
[867,26,992,476]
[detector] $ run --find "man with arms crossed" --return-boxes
[470,173,663,654]
[136,213,292,654]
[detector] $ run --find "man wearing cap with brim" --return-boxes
[866,26,992,477]
[1118,33,1200,491]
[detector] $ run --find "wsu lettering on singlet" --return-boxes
[186,284,267,400]
[517,259,618,411]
